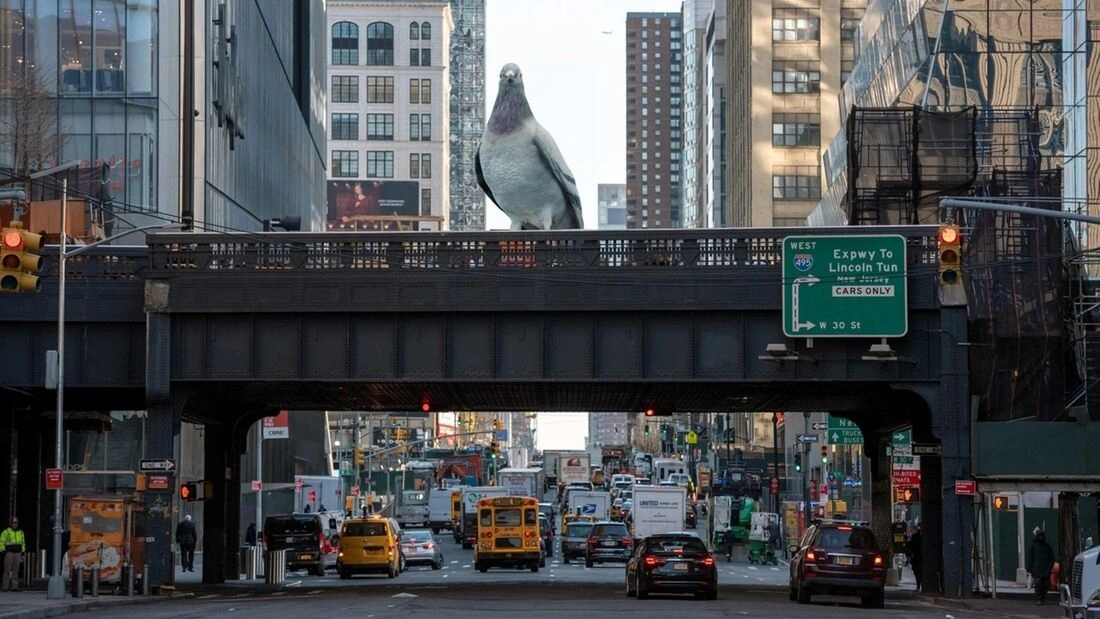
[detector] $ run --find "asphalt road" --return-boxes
[66,530,1037,618]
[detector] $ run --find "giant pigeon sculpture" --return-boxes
[476,63,583,230]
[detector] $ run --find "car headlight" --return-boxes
[1086,589,1100,606]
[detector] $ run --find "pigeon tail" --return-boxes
[488,88,533,134]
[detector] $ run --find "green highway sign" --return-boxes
[827,415,864,445]
[892,429,911,445]
[782,235,908,337]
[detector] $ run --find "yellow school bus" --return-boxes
[474,496,542,573]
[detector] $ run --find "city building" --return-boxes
[681,0,718,229]
[625,12,683,229]
[0,1,327,235]
[597,183,627,229]
[588,412,629,448]
[725,0,866,227]
[326,1,453,231]
[447,0,486,231]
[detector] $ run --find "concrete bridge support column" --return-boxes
[201,422,243,584]
[0,398,14,520]
[143,403,180,590]
[867,432,894,581]
[15,407,41,546]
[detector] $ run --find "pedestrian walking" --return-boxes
[1028,530,1056,605]
[1,516,26,591]
[907,524,923,592]
[245,522,257,547]
[176,515,198,572]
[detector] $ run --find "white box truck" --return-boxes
[566,490,611,521]
[395,489,429,527]
[496,467,545,501]
[631,485,686,540]
[559,452,592,485]
[459,486,509,548]
[1062,545,1100,617]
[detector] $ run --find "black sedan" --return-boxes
[626,533,717,600]
[539,514,554,558]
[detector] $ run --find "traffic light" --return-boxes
[794,453,802,472]
[644,424,650,435]
[354,446,364,468]
[0,223,43,293]
[493,418,503,431]
[489,442,498,459]
[644,408,655,418]
[821,445,828,464]
[180,482,198,501]
[895,487,921,503]
[937,224,962,285]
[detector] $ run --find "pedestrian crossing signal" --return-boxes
[993,495,1014,511]
[895,487,920,503]
[180,482,198,501]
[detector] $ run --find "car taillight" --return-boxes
[524,530,536,538]
[316,531,323,545]
[873,554,884,566]
[262,533,268,545]
[806,549,817,562]
[700,556,714,567]
[644,555,657,567]
[423,543,435,549]
[483,531,494,539]
[622,538,633,546]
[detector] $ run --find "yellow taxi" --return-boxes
[337,516,401,579]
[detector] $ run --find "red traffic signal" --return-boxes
[0,224,43,292]
[420,398,431,413]
[937,224,962,285]
[644,408,655,417]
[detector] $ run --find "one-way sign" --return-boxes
[139,458,176,472]
[811,422,828,431]
[796,433,819,443]
[911,443,942,457]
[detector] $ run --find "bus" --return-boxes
[473,496,542,573]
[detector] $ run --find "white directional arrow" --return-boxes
[791,275,820,333]
[832,432,840,442]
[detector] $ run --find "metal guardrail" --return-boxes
[144,227,941,273]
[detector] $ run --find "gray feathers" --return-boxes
[476,63,583,230]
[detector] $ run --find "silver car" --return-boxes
[399,529,444,570]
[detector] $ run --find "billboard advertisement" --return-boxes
[326,180,420,230]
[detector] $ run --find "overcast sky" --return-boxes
[482,0,682,450]
[482,0,683,232]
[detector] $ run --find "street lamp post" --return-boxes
[32,160,183,598]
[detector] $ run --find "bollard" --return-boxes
[242,546,258,579]
[121,564,134,596]
[71,566,84,598]
[20,552,36,587]
[89,566,99,597]
[142,564,150,595]
[264,549,286,584]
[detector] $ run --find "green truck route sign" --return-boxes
[782,235,908,338]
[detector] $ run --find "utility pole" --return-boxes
[803,412,811,531]
[772,412,780,514]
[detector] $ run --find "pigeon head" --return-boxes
[488,62,533,134]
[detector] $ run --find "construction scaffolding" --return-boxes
[845,106,1075,421]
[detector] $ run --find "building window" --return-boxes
[331,113,358,140]
[421,153,431,179]
[409,114,420,140]
[420,48,431,66]
[366,113,394,140]
[367,151,394,178]
[410,154,420,178]
[421,188,432,216]
[420,79,431,103]
[772,170,821,200]
[420,114,431,141]
[772,61,821,93]
[421,22,431,40]
[331,150,359,178]
[772,9,820,42]
[331,21,358,65]
[410,78,420,104]
[772,113,820,147]
[410,22,420,40]
[331,76,358,103]
[366,22,394,65]
[410,48,420,66]
[366,76,394,103]
[841,9,864,42]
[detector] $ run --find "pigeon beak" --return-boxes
[504,71,516,83]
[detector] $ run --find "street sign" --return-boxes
[685,431,698,445]
[45,468,62,490]
[147,474,170,490]
[911,443,942,456]
[251,480,263,491]
[892,430,912,445]
[782,234,908,337]
[770,476,779,494]
[955,480,977,496]
[827,416,864,445]
[796,433,819,443]
[263,410,290,439]
[139,458,176,472]
[811,422,828,431]
[892,469,921,486]
[350,486,361,497]
[307,489,317,503]
[295,475,303,490]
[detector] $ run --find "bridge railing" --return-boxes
[144,227,939,273]
[35,246,149,280]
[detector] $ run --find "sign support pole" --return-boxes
[256,423,263,541]
[803,412,811,530]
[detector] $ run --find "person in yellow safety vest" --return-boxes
[1,516,26,592]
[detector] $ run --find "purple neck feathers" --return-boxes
[488,87,532,134]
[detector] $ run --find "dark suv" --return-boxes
[585,521,633,567]
[788,522,885,608]
[263,513,326,576]
[539,515,554,558]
